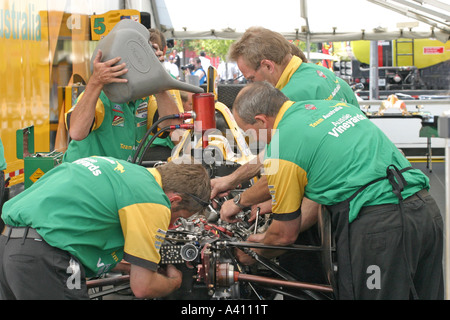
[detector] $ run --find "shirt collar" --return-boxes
[147,168,163,188]
[275,55,302,90]
[273,101,295,132]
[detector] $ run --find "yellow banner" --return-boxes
[0,0,49,185]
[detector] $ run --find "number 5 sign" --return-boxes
[90,9,141,40]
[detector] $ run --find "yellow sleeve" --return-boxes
[147,95,158,128]
[65,91,105,131]
[147,90,184,129]
[119,202,171,271]
[168,90,184,113]
[264,158,308,220]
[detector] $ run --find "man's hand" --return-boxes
[130,264,182,299]
[220,199,242,223]
[151,43,165,63]
[67,49,128,141]
[159,264,182,285]
[90,49,128,86]
[249,199,272,222]
[210,176,234,200]
[235,233,265,266]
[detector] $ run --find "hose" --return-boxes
[137,123,194,166]
[132,112,193,164]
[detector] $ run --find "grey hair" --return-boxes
[233,81,289,124]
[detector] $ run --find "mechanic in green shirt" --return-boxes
[228,81,443,300]
[214,26,361,286]
[215,26,360,217]
[63,29,183,163]
[0,157,211,299]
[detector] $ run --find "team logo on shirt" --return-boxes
[155,229,167,251]
[317,70,327,78]
[112,104,123,114]
[114,161,125,173]
[112,115,124,127]
[305,104,317,110]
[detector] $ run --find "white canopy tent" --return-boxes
[150,0,449,98]
[61,0,449,42]
[152,0,450,43]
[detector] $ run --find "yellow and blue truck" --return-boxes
[0,0,146,193]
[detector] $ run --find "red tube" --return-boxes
[179,112,194,119]
[169,124,195,130]
[193,93,216,148]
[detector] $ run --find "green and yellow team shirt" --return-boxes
[2,156,170,277]
[63,91,151,163]
[264,100,429,223]
[276,56,360,108]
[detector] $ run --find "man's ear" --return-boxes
[260,59,275,73]
[254,114,270,129]
[167,192,182,205]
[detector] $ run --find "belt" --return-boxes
[358,189,429,216]
[1,226,42,240]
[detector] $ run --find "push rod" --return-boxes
[236,273,333,293]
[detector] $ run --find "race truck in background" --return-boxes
[0,1,153,191]
[331,39,450,94]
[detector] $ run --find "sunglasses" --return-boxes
[184,192,210,209]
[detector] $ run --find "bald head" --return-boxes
[233,81,289,124]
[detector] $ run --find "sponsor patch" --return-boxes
[136,102,148,119]
[268,185,277,205]
[155,229,167,251]
[157,228,167,235]
[137,120,147,128]
[112,115,124,127]
[317,70,327,78]
[112,104,123,113]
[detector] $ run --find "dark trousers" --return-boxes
[0,230,89,300]
[332,189,444,300]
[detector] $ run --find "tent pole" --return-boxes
[369,40,379,100]
[306,33,310,60]
[300,0,310,60]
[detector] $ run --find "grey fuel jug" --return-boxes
[91,19,204,104]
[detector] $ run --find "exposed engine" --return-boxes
[154,197,335,300]
[87,195,335,300]
[159,199,272,300]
